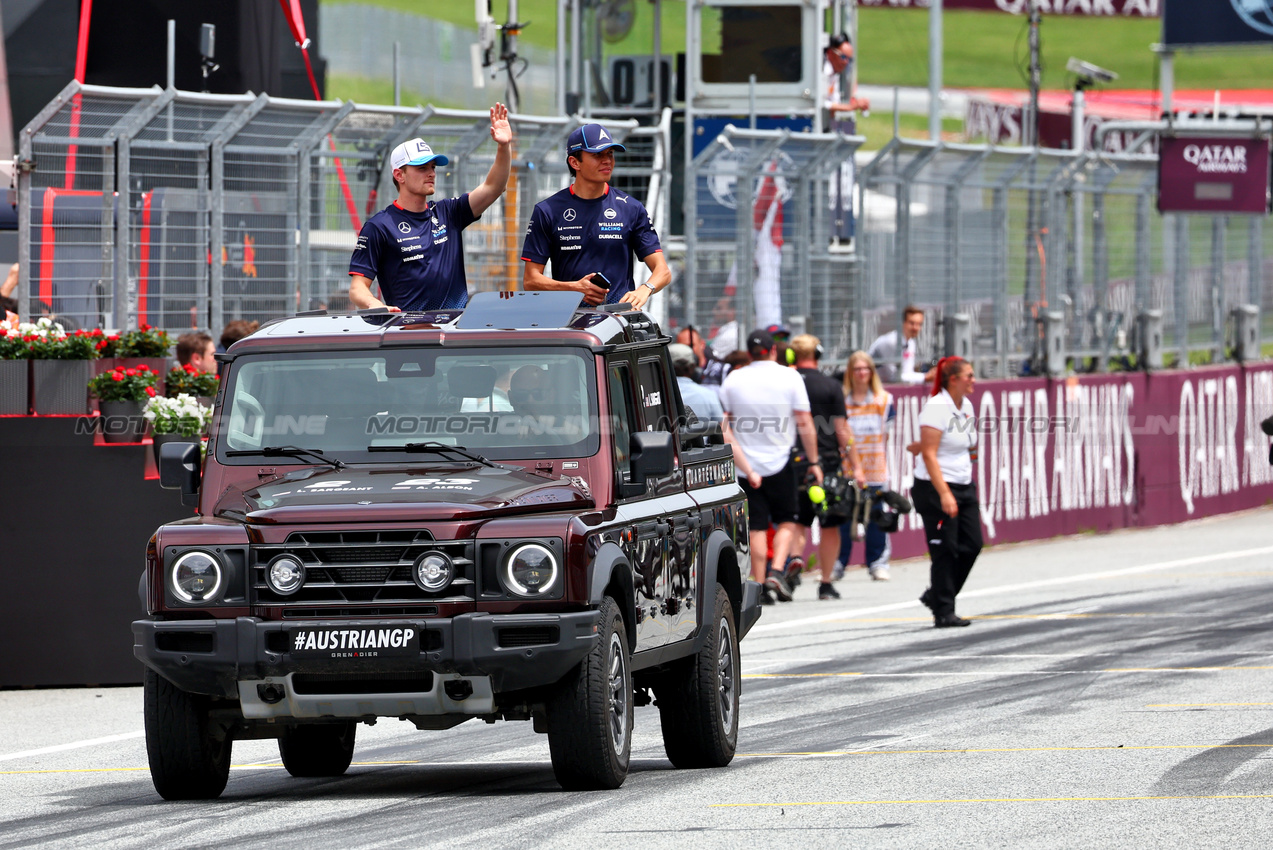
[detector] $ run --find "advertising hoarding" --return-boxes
[1157,135,1271,213]
[858,0,1159,15]
[1163,0,1273,46]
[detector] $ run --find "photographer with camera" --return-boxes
[788,335,865,600]
[521,123,671,309]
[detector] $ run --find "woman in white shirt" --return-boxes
[913,357,981,628]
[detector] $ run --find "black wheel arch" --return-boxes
[587,540,637,650]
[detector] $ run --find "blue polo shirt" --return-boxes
[348,197,478,311]
[520,185,662,304]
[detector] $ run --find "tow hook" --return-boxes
[443,679,474,701]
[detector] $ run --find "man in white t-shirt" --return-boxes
[717,328,823,603]
[869,305,931,385]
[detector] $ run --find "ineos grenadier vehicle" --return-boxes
[134,291,761,798]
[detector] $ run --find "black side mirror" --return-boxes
[159,441,202,507]
[629,430,674,482]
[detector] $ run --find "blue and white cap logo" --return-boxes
[391,138,450,170]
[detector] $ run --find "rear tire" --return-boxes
[655,584,740,768]
[143,668,232,800]
[546,595,632,790]
[278,722,357,777]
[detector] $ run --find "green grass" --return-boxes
[855,112,963,149]
[858,8,1273,91]
[325,2,1273,92]
[325,72,468,110]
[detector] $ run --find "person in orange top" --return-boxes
[836,350,895,581]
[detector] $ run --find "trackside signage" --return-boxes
[858,0,1159,15]
[1158,136,1271,214]
[873,364,1273,561]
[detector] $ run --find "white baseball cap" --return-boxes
[391,138,449,170]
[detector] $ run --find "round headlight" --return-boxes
[266,555,306,596]
[171,551,223,603]
[413,552,454,592]
[504,543,558,596]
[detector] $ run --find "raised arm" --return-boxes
[467,103,512,217]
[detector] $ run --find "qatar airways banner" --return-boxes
[858,0,1159,16]
[877,363,1273,561]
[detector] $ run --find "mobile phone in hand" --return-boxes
[590,272,611,290]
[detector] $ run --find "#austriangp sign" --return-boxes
[1163,0,1273,45]
[1157,136,1271,213]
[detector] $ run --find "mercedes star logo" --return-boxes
[398,221,412,234]
[563,209,577,221]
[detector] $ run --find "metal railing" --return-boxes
[17,82,672,337]
[675,131,1269,372]
[679,125,865,358]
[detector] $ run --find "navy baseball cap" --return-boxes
[747,328,775,353]
[567,123,626,157]
[765,323,791,338]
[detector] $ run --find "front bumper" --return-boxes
[133,611,600,715]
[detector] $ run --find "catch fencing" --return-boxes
[17,81,672,336]
[680,129,1270,372]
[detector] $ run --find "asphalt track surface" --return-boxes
[4,508,1273,848]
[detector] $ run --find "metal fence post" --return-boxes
[209,94,269,334]
[294,100,356,316]
[1248,215,1262,311]
[1211,216,1226,358]
[110,88,174,329]
[1174,214,1189,364]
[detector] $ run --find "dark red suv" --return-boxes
[134,292,760,798]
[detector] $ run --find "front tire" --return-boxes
[143,668,233,800]
[656,584,740,768]
[278,722,356,777]
[546,595,632,790]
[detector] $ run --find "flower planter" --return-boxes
[116,357,168,396]
[0,360,29,415]
[99,399,147,443]
[151,432,200,466]
[31,360,92,415]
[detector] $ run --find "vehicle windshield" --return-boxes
[217,347,599,462]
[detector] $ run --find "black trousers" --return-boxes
[912,478,982,618]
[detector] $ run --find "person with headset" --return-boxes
[718,328,823,604]
[788,334,865,600]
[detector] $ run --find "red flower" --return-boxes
[96,340,107,350]
[0,329,7,337]
[108,334,120,341]
[125,368,137,376]
[145,386,156,397]
[136,364,148,371]
[111,372,125,382]
[184,363,197,374]
[140,323,151,331]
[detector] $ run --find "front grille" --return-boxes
[251,530,475,607]
[497,626,560,648]
[292,672,435,695]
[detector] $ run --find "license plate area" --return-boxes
[288,626,418,659]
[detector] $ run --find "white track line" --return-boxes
[749,544,1273,635]
[0,731,144,762]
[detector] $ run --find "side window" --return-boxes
[608,362,638,482]
[637,358,673,432]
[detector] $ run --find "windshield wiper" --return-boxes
[225,445,346,470]
[367,441,500,468]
